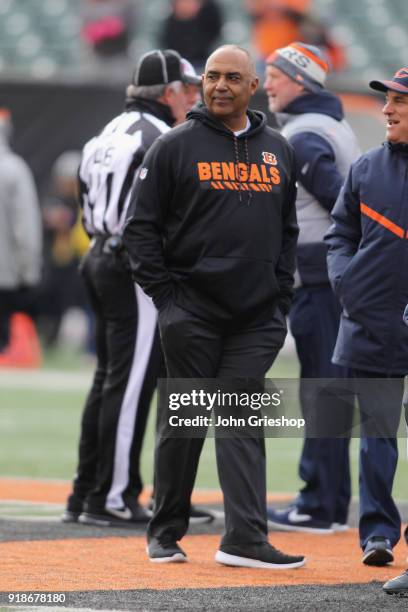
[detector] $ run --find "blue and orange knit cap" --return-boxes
[266,42,330,94]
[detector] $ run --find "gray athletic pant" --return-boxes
[148,301,286,547]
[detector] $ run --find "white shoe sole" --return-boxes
[148,510,221,525]
[383,574,408,594]
[189,516,214,525]
[146,546,187,563]
[268,520,334,535]
[215,550,306,569]
[61,512,80,523]
[331,523,350,533]
[78,512,149,527]
[362,548,394,566]
[189,509,224,524]
[78,514,111,526]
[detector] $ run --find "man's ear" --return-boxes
[161,85,172,104]
[157,85,173,106]
[250,77,259,95]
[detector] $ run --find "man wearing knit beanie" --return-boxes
[264,42,361,534]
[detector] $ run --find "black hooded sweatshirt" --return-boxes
[123,104,298,325]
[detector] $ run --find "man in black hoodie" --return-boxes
[124,44,305,568]
[264,42,360,534]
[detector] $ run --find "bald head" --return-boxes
[205,45,256,79]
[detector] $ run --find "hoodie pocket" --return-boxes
[336,254,363,316]
[184,256,280,317]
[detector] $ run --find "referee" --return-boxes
[62,49,200,527]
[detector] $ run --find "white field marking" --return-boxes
[0,369,92,392]
[0,501,64,508]
[0,501,65,521]
[0,515,63,522]
[0,476,72,483]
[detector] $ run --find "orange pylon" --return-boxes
[0,313,42,368]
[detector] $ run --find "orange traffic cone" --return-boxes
[0,313,42,368]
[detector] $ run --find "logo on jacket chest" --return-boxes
[262,151,278,165]
[196,161,281,193]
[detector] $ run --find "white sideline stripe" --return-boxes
[0,500,64,508]
[107,285,157,509]
[0,369,92,391]
[0,515,63,522]
[0,476,73,483]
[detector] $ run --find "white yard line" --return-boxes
[0,515,63,522]
[0,369,92,392]
[0,476,71,483]
[0,501,64,508]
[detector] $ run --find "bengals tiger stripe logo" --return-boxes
[262,151,277,165]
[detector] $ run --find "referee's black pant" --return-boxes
[71,237,162,512]
[148,300,286,546]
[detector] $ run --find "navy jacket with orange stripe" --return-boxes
[325,141,408,374]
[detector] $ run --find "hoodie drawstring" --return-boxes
[243,137,253,205]
[233,134,252,205]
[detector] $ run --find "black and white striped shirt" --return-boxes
[79,105,171,237]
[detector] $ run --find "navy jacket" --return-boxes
[283,92,345,211]
[325,142,408,374]
[279,91,360,287]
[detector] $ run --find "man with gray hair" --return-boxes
[62,49,201,527]
[264,42,360,534]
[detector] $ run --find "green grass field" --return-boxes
[0,348,407,500]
